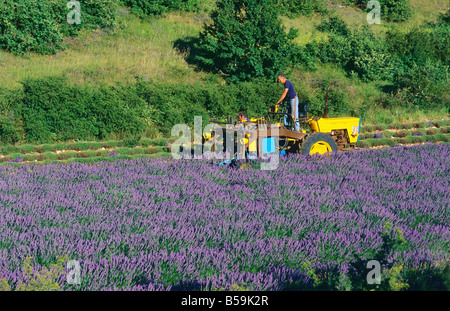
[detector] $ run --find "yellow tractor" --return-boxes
[204,88,361,157]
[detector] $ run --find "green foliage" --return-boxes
[316,16,350,36]
[152,138,168,146]
[123,134,141,148]
[356,140,370,148]
[385,17,449,109]
[438,9,450,24]
[0,278,10,291]
[386,20,449,67]
[379,0,412,22]
[135,78,279,134]
[296,84,353,118]
[345,223,409,291]
[195,0,298,82]
[404,262,450,291]
[348,0,411,22]
[0,115,21,145]
[276,0,327,16]
[1,75,282,143]
[392,60,449,109]
[301,26,394,82]
[52,0,120,35]
[0,0,119,56]
[122,0,208,17]
[286,223,449,291]
[10,255,69,291]
[2,71,447,145]
[300,261,321,288]
[0,108,22,145]
[296,11,448,109]
[18,76,145,143]
[0,0,65,55]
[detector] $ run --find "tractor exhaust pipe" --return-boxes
[323,86,331,118]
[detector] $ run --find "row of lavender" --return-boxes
[0,144,448,290]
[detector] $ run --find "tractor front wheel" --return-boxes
[298,133,338,156]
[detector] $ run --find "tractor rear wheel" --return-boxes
[298,133,338,156]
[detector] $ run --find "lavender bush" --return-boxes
[0,144,448,291]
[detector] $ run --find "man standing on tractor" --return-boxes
[276,73,300,131]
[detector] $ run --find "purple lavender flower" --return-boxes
[0,144,448,291]
[7,157,22,163]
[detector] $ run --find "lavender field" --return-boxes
[0,143,449,291]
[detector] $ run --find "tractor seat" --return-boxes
[299,103,308,118]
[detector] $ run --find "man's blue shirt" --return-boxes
[284,80,297,100]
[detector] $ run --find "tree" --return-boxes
[195,0,298,82]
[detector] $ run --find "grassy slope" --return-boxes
[0,1,448,125]
[0,11,210,89]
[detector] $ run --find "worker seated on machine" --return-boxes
[236,112,258,160]
[238,112,250,123]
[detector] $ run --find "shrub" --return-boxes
[383,131,394,138]
[349,0,411,22]
[356,140,370,148]
[385,13,449,108]
[135,78,280,134]
[195,0,298,82]
[393,131,407,138]
[386,23,449,67]
[392,60,449,109]
[316,16,350,36]
[362,125,374,133]
[300,26,394,82]
[379,0,412,22]
[0,0,66,55]
[301,86,353,118]
[0,116,20,145]
[4,256,69,291]
[122,0,207,17]
[52,0,119,35]
[152,138,168,146]
[277,0,327,16]
[0,0,119,55]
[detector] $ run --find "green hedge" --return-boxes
[0,74,352,144]
[135,78,281,131]
[1,74,447,146]
[1,76,282,144]
[17,76,145,143]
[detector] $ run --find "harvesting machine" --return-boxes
[203,87,361,158]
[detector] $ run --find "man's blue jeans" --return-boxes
[284,96,300,131]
